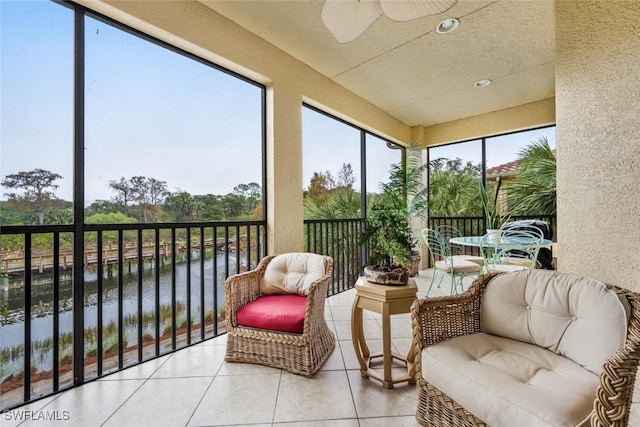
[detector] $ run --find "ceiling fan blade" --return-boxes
[321,0,383,43]
[379,0,458,22]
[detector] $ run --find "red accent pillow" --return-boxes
[235,294,307,334]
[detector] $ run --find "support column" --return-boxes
[265,83,304,254]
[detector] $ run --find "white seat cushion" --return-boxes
[422,332,598,427]
[452,254,485,265]
[435,259,482,274]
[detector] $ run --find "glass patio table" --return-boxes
[450,235,553,249]
[450,235,553,270]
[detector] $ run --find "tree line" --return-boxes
[1,138,556,226]
[303,137,557,220]
[0,170,262,226]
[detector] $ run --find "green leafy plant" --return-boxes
[506,137,557,215]
[479,175,510,229]
[361,196,413,267]
[360,142,427,268]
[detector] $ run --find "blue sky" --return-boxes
[430,127,556,169]
[1,1,74,198]
[2,1,262,205]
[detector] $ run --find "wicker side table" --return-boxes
[351,276,417,388]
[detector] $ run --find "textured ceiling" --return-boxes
[198,0,555,128]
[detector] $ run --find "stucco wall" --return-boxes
[420,98,556,147]
[555,1,640,290]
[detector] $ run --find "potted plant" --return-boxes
[479,175,510,242]
[360,142,428,285]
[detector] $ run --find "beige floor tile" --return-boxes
[332,319,352,341]
[333,319,382,341]
[390,315,413,339]
[347,369,418,418]
[339,339,362,371]
[274,420,359,427]
[331,304,378,322]
[151,344,225,378]
[274,370,357,423]
[217,359,281,376]
[1,395,69,427]
[212,425,271,427]
[328,304,354,321]
[359,415,422,426]
[13,380,145,427]
[100,354,171,380]
[214,425,271,427]
[104,377,212,427]
[631,409,640,427]
[328,290,357,307]
[321,340,346,371]
[197,334,227,346]
[326,318,338,335]
[392,337,414,357]
[188,373,281,426]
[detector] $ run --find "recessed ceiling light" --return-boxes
[474,79,492,88]
[435,18,459,34]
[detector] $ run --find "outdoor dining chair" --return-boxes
[502,220,555,269]
[480,228,544,272]
[421,228,482,296]
[435,224,484,266]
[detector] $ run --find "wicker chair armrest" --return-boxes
[411,272,498,349]
[302,256,334,334]
[592,288,640,427]
[224,255,276,328]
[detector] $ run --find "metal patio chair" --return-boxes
[421,228,482,296]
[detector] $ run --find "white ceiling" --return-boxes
[198,0,555,128]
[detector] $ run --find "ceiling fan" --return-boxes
[321,0,458,43]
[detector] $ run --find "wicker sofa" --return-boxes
[411,270,640,427]
[224,253,335,376]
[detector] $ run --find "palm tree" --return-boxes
[506,137,556,215]
[428,158,482,217]
[303,189,360,219]
[385,141,429,222]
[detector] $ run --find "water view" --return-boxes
[0,252,235,385]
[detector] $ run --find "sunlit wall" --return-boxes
[555,1,640,290]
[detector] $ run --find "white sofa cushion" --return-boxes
[422,332,598,427]
[261,253,328,295]
[480,270,630,374]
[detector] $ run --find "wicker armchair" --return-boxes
[411,271,640,427]
[224,253,335,376]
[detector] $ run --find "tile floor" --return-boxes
[2,269,459,427]
[5,268,640,426]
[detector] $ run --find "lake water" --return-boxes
[0,253,236,358]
